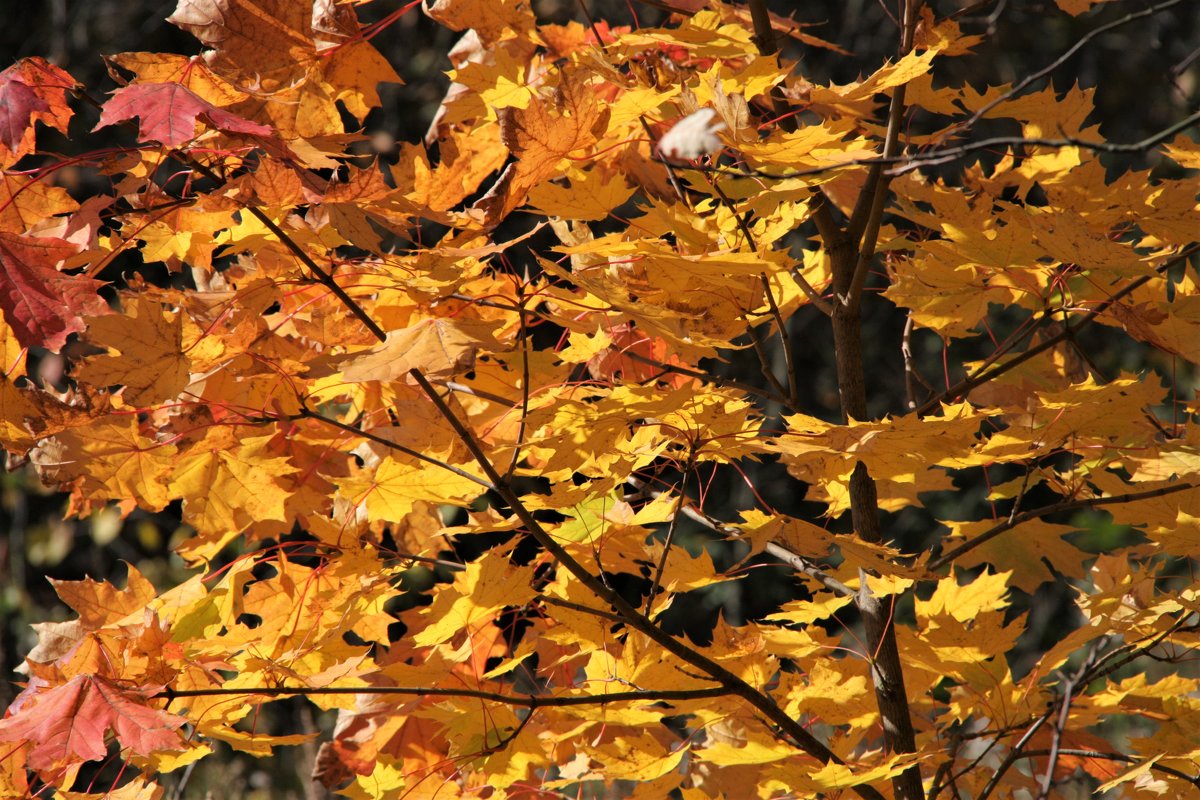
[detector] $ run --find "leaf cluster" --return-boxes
[1,0,1200,798]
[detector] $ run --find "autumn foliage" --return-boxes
[3,0,1200,798]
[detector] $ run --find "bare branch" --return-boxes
[1035,641,1105,799]
[644,463,691,617]
[504,282,533,482]
[946,0,1186,141]
[843,0,920,315]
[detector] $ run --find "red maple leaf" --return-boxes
[0,231,109,352]
[587,322,694,389]
[95,82,273,147]
[0,58,76,155]
[0,77,48,153]
[0,675,186,772]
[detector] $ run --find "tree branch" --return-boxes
[663,106,1200,184]
[816,10,926,800]
[842,0,920,315]
[407,368,888,800]
[297,402,494,490]
[161,684,732,707]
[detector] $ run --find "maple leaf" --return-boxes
[30,414,179,511]
[167,427,299,554]
[474,74,610,225]
[0,58,76,164]
[0,676,185,773]
[337,453,485,527]
[0,231,109,352]
[95,82,273,148]
[167,0,400,142]
[0,75,48,153]
[50,563,158,630]
[0,173,80,237]
[1055,0,1113,15]
[77,297,191,406]
[338,317,504,385]
[106,52,249,107]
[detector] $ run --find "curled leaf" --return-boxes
[656,108,725,161]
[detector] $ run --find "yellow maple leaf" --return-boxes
[412,557,536,647]
[424,0,536,43]
[339,454,484,526]
[474,73,610,226]
[915,571,1013,625]
[527,168,634,222]
[169,428,298,552]
[338,317,505,385]
[585,731,686,781]
[78,297,191,407]
[30,414,179,511]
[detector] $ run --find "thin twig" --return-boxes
[927,480,1200,572]
[789,262,836,316]
[946,0,1186,142]
[1080,617,1195,686]
[504,281,532,482]
[844,0,918,316]
[975,710,1054,800]
[746,322,793,402]
[640,115,690,205]
[915,244,1200,416]
[762,543,856,597]
[298,403,493,490]
[644,464,692,617]
[542,595,625,623]
[914,310,1050,415]
[933,730,1007,800]
[1007,464,1034,525]
[705,171,803,403]
[1035,641,1105,800]
[901,313,918,410]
